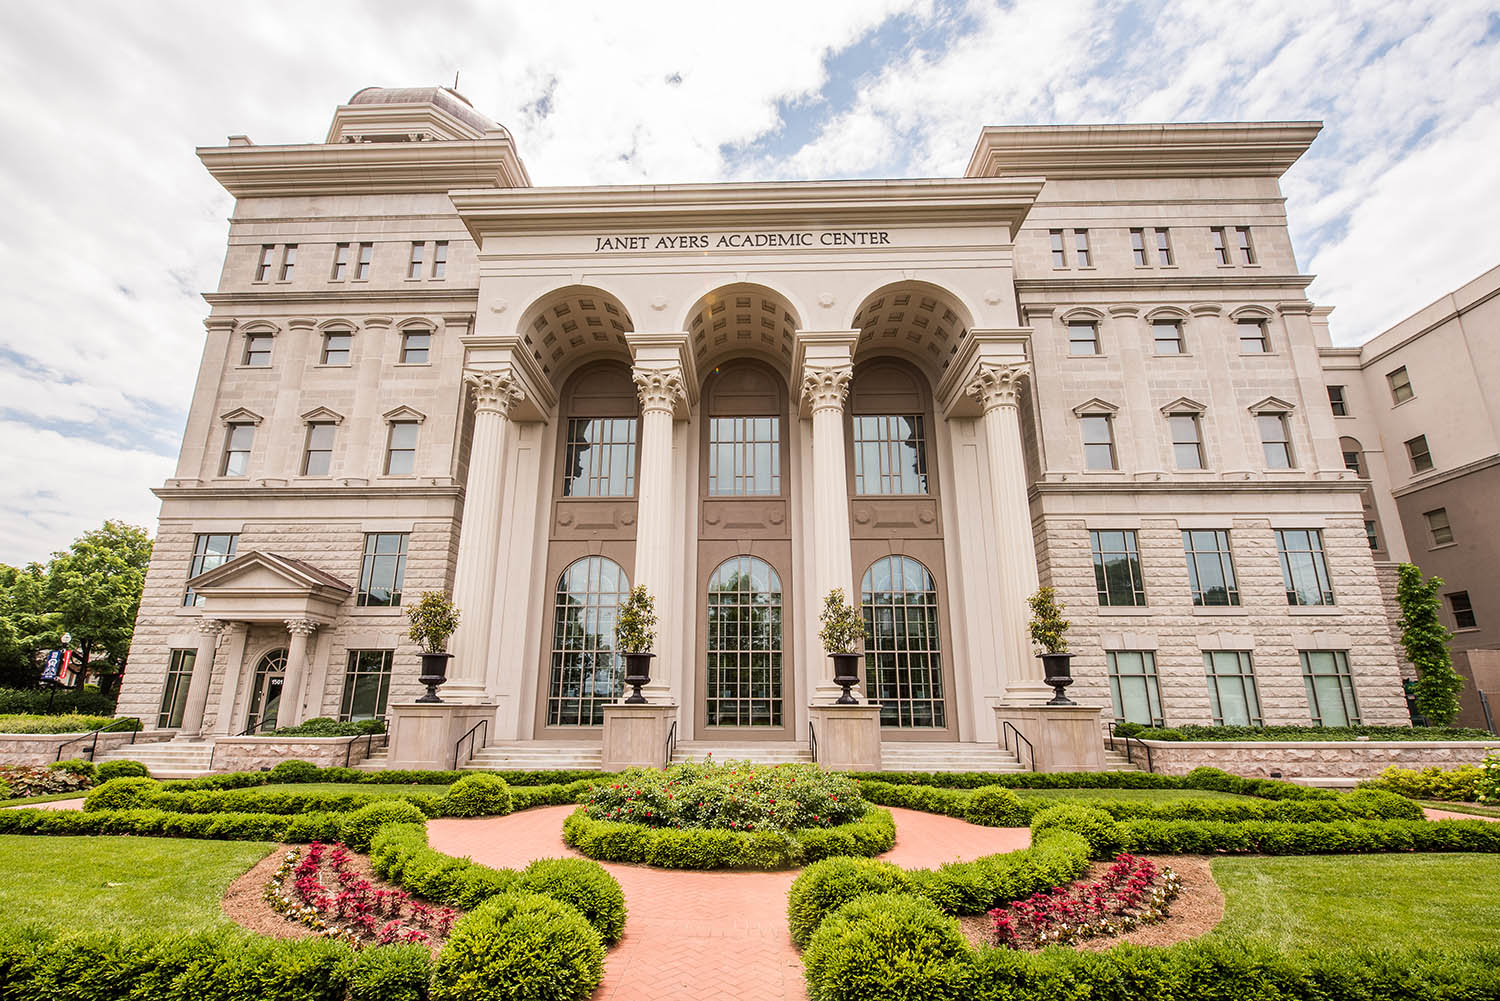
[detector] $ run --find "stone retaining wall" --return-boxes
[1135,738,1498,779]
[0,731,167,766]
[209,735,385,772]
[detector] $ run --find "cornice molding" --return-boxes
[1015,275,1315,294]
[154,484,465,502]
[198,140,530,198]
[965,122,1322,179]
[1390,452,1500,499]
[204,290,477,307]
[1029,478,1367,498]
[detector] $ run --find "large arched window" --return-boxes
[862,556,945,727]
[704,361,784,496]
[547,556,630,726]
[245,648,288,731]
[705,555,784,726]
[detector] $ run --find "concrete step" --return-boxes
[463,743,604,772]
[671,741,812,766]
[94,740,217,779]
[877,742,1026,773]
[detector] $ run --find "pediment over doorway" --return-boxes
[186,551,352,624]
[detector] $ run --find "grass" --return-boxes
[2,790,90,807]
[1210,853,1500,951]
[251,782,453,797]
[1417,799,1500,819]
[1013,788,1251,803]
[0,835,274,933]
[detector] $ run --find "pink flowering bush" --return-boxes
[988,854,1180,949]
[582,759,864,832]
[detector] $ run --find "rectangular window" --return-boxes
[1067,321,1100,355]
[1080,414,1117,471]
[1387,365,1414,404]
[1203,651,1261,726]
[358,533,408,607]
[1107,650,1163,725]
[1302,650,1359,725]
[321,330,352,365]
[708,416,781,495]
[1277,529,1334,606]
[331,243,350,280]
[254,245,274,282]
[1258,413,1293,468]
[1424,508,1453,546]
[384,420,419,475]
[400,330,431,364]
[1182,529,1239,606]
[278,244,297,281]
[221,423,254,477]
[431,240,448,278]
[1364,520,1379,550]
[407,241,424,279]
[184,532,237,606]
[1405,434,1434,473]
[243,332,273,367]
[157,649,197,728]
[1050,229,1067,268]
[562,417,638,496]
[1238,319,1270,353]
[340,650,394,721]
[1235,226,1256,264]
[1155,228,1174,266]
[1449,591,1478,630]
[1210,227,1230,265]
[1073,229,1091,267]
[1130,228,1147,266]
[302,422,335,476]
[355,242,373,280]
[1091,529,1146,606]
[1327,385,1348,417]
[1169,414,1205,470]
[852,415,929,495]
[1342,449,1363,475]
[1152,320,1184,354]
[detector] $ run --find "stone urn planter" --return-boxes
[622,652,654,704]
[1041,652,1076,705]
[417,653,451,703]
[831,653,863,705]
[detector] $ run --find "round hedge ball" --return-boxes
[962,785,1026,827]
[95,759,151,782]
[441,773,514,818]
[432,892,604,1001]
[803,893,973,1001]
[82,776,161,812]
[267,759,321,783]
[516,857,626,944]
[339,799,428,852]
[1028,804,1121,858]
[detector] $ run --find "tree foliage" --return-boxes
[1396,562,1464,725]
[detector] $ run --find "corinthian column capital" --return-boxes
[464,368,525,417]
[966,361,1031,412]
[800,365,853,414]
[284,618,318,637]
[632,366,687,416]
[195,617,224,637]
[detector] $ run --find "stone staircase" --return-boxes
[876,741,1025,773]
[458,742,604,772]
[670,741,813,766]
[94,738,216,779]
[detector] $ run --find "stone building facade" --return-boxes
[117,88,1410,761]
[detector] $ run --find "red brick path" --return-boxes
[427,805,1030,1001]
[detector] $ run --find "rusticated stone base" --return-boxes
[1138,739,1498,779]
[208,735,386,772]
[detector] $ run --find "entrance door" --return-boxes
[245,648,288,732]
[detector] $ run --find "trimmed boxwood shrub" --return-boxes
[1362,763,1486,801]
[517,858,627,944]
[0,686,115,717]
[267,759,321,783]
[441,773,514,818]
[1113,816,1500,855]
[962,785,1026,827]
[339,799,428,851]
[803,893,973,1001]
[95,759,151,781]
[1028,805,1120,858]
[50,758,97,781]
[1113,722,1495,742]
[787,857,911,946]
[84,777,160,811]
[432,893,604,1001]
[348,944,432,1001]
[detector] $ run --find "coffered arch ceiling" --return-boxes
[848,281,973,379]
[684,283,801,378]
[517,285,634,386]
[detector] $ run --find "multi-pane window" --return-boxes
[157,649,197,728]
[385,421,419,475]
[331,243,350,280]
[1210,227,1230,265]
[400,330,430,364]
[1424,508,1453,546]
[1302,650,1359,725]
[1182,530,1239,606]
[562,417,638,496]
[705,555,785,727]
[355,242,373,280]
[1074,230,1091,266]
[221,423,254,476]
[1081,414,1117,471]
[852,415,928,495]
[357,533,408,607]
[1204,651,1262,726]
[1342,449,1363,475]
[1258,414,1293,468]
[255,245,275,282]
[1067,321,1100,355]
[863,556,945,728]
[340,650,393,721]
[1091,529,1146,606]
[1155,228,1174,265]
[321,330,352,365]
[1405,434,1434,473]
[243,332,273,366]
[184,533,237,606]
[1387,365,1414,404]
[1276,529,1334,605]
[1235,226,1256,264]
[1327,385,1348,416]
[1238,319,1270,353]
[1050,229,1067,267]
[302,422,335,476]
[432,240,448,278]
[1152,320,1184,354]
[548,556,629,726]
[1448,591,1477,630]
[1364,520,1379,550]
[1169,414,1205,470]
[1107,650,1163,725]
[278,244,297,281]
[245,648,288,732]
[1130,228,1148,266]
[407,241,424,279]
[708,417,781,495]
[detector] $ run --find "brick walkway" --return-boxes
[1421,806,1500,822]
[428,805,1030,1001]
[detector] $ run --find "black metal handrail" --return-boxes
[1000,720,1035,771]
[346,731,385,768]
[1480,691,1497,736]
[1105,722,1154,773]
[453,718,488,770]
[664,720,677,768]
[55,717,139,762]
[807,720,818,764]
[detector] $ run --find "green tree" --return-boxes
[43,521,153,692]
[0,563,61,687]
[1396,562,1464,725]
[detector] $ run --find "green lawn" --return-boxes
[1013,787,1251,803]
[1210,854,1500,951]
[3,790,91,807]
[1417,799,1500,819]
[250,782,453,797]
[0,835,274,933]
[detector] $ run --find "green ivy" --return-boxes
[1397,562,1466,725]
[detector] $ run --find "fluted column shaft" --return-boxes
[803,365,855,698]
[631,367,685,699]
[177,618,222,738]
[278,619,317,727]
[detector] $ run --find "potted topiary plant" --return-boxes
[407,591,461,703]
[819,588,867,705]
[615,585,657,704]
[1028,586,1074,705]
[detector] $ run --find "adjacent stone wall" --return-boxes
[208,735,386,773]
[1372,561,1415,680]
[1138,738,1497,779]
[0,731,168,767]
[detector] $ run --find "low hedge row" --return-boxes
[0,687,115,717]
[562,805,897,870]
[165,760,609,791]
[1361,762,1489,802]
[856,766,1335,800]
[1113,722,1497,742]
[0,713,141,734]
[1115,816,1500,856]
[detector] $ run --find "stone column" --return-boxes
[802,363,856,701]
[447,368,524,701]
[209,622,250,736]
[176,618,222,739]
[279,619,317,727]
[967,362,1051,703]
[631,365,686,699]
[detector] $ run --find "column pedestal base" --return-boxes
[602,702,677,771]
[808,703,882,772]
[994,703,1106,773]
[387,701,496,771]
[1001,679,1061,705]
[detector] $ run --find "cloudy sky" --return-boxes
[1,0,1497,565]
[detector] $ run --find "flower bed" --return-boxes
[265,841,457,947]
[0,762,93,798]
[989,854,1180,949]
[583,759,865,831]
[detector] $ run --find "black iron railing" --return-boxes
[807,720,818,764]
[664,720,677,768]
[1105,722,1154,773]
[1480,691,1497,736]
[346,731,385,768]
[1000,720,1035,771]
[55,717,139,762]
[454,719,487,770]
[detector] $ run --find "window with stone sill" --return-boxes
[243,332,273,367]
[321,330,352,366]
[302,422,336,476]
[158,649,197,729]
[407,241,424,279]
[1130,228,1148,267]
[1448,591,1477,630]
[1205,650,1261,726]
[1235,226,1256,265]
[431,240,448,278]
[221,423,254,477]
[1276,529,1334,606]
[1067,321,1100,355]
[278,244,297,281]
[1152,320,1184,355]
[254,245,274,282]
[1073,229,1091,267]
[341,650,393,721]
[1091,529,1146,607]
[331,243,350,280]
[1107,650,1163,726]
[1080,414,1117,471]
[1405,434,1434,474]
[1210,227,1230,265]
[1238,319,1270,353]
[1182,529,1239,606]
[1168,414,1205,470]
[1050,229,1067,268]
[1364,520,1379,550]
[1257,413,1294,469]
[1327,385,1348,416]
[358,533,407,607]
[1302,650,1359,726]
[1387,365,1414,404]
[184,532,237,606]
[1424,507,1453,546]
[400,330,431,364]
[385,421,419,476]
[1155,228,1174,266]
[355,242,373,280]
